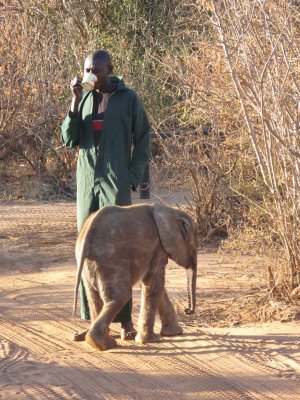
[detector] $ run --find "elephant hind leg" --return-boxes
[73,268,103,342]
[86,328,116,351]
[83,261,104,323]
[158,288,183,337]
[73,290,103,343]
[86,292,131,351]
[86,285,103,323]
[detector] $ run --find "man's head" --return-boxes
[84,50,113,90]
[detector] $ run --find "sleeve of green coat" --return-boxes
[61,111,81,148]
[129,94,151,190]
[61,93,87,148]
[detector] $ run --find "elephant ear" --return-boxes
[153,203,191,267]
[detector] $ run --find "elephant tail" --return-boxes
[73,238,86,316]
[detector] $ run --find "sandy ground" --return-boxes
[1,194,300,399]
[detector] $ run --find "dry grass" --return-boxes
[178,296,300,328]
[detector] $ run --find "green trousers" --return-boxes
[77,187,132,323]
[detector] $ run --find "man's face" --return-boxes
[83,56,111,90]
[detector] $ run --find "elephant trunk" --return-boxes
[184,262,197,315]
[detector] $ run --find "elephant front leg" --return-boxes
[135,275,163,344]
[158,288,183,337]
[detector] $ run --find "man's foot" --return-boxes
[120,320,137,341]
[73,329,88,341]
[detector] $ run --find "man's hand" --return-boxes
[70,77,83,114]
[70,76,83,100]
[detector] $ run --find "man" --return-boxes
[61,50,150,341]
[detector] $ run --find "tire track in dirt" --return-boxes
[166,333,298,400]
[1,281,298,400]
[0,289,254,400]
[0,321,64,354]
[0,338,81,400]
[3,294,299,400]
[1,311,252,400]
[231,338,299,377]
[190,327,300,380]
[1,267,255,399]
[1,283,258,400]
[0,203,77,267]
[1,293,171,399]
[168,302,300,399]
[0,339,30,378]
[113,344,253,400]
[166,278,300,399]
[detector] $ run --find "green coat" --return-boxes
[61,77,151,231]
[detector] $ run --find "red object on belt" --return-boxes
[92,119,103,132]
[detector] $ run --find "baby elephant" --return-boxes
[73,203,198,351]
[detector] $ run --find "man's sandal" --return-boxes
[120,329,137,341]
[73,329,88,341]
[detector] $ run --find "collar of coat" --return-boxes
[109,75,127,91]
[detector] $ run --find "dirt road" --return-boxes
[1,201,300,399]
